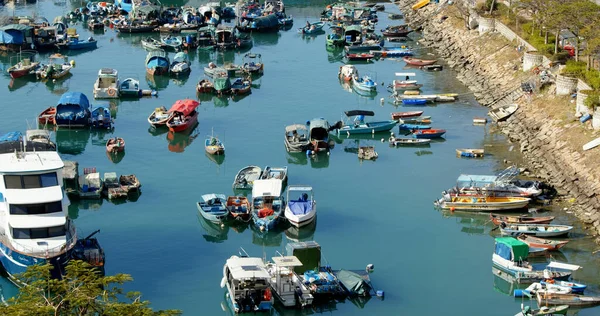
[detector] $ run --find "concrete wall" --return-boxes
[494,20,536,52]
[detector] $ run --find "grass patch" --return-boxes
[562,61,600,90]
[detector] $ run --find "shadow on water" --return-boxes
[213,95,231,107]
[146,73,170,91]
[198,214,229,243]
[251,225,283,248]
[166,122,199,153]
[56,128,91,155]
[285,216,317,243]
[45,73,73,95]
[251,32,281,46]
[285,151,330,169]
[8,76,38,92]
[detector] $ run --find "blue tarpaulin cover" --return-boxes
[288,201,312,215]
[0,24,32,44]
[56,92,90,124]
[0,131,23,143]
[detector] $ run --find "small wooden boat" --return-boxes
[166,99,200,133]
[517,234,569,251]
[456,148,485,158]
[541,280,587,294]
[284,124,311,153]
[196,79,214,93]
[500,223,573,237]
[389,137,431,146]
[358,146,378,160]
[232,165,262,190]
[370,48,414,57]
[141,37,166,51]
[536,292,600,307]
[148,106,173,127]
[399,123,430,130]
[300,21,325,34]
[473,117,488,124]
[413,129,446,139]
[402,99,427,106]
[242,53,264,75]
[391,111,424,120]
[36,55,72,80]
[197,194,229,223]
[8,58,39,79]
[230,77,252,95]
[119,174,141,193]
[259,166,288,185]
[403,56,437,66]
[437,196,530,211]
[145,50,170,76]
[392,82,423,91]
[346,53,374,61]
[515,305,569,316]
[352,75,377,92]
[489,103,518,122]
[226,196,251,222]
[422,64,443,71]
[205,134,225,155]
[490,214,555,226]
[381,25,413,37]
[106,137,125,153]
[38,106,56,125]
[401,118,431,124]
[338,64,358,82]
[160,35,183,50]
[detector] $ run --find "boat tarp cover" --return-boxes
[286,241,321,274]
[344,25,362,35]
[146,50,168,64]
[495,237,528,261]
[173,52,189,63]
[0,24,32,44]
[345,110,374,117]
[52,16,68,26]
[57,92,90,109]
[0,131,23,143]
[213,76,231,91]
[170,99,199,115]
[252,14,279,28]
[457,174,498,187]
[336,269,372,296]
[285,124,307,133]
[288,200,312,215]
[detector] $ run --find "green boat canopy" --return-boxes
[214,76,231,91]
[336,270,372,297]
[0,24,32,32]
[495,237,528,261]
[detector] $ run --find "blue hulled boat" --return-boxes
[402,99,427,106]
[55,92,91,128]
[399,123,431,130]
[197,194,229,223]
[116,0,132,12]
[337,110,397,135]
[300,21,325,34]
[352,75,377,92]
[63,37,98,50]
[251,179,285,231]
[90,106,113,129]
[145,50,170,76]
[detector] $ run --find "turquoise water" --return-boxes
[1,1,600,315]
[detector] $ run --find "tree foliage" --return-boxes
[0,261,181,316]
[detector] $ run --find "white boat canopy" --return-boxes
[272,256,303,267]
[202,193,227,202]
[285,124,307,133]
[395,72,416,77]
[226,257,270,280]
[252,179,283,198]
[547,261,581,271]
[287,185,313,192]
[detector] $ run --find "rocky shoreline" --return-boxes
[397,1,600,241]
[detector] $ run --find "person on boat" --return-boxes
[306,21,310,28]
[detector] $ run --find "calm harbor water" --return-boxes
[1,0,600,315]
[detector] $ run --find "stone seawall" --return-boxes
[398,1,600,240]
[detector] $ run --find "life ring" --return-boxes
[107,88,117,97]
[264,288,272,301]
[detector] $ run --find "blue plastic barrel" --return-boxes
[345,35,352,42]
[513,289,530,297]
[580,113,592,123]
[376,290,385,298]
[186,35,192,44]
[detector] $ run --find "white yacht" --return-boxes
[0,131,76,281]
[221,255,274,313]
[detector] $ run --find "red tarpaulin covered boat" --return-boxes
[166,99,200,133]
[403,57,437,66]
[391,111,423,120]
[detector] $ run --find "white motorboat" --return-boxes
[266,256,313,308]
[93,68,120,99]
[220,255,274,314]
[284,185,316,227]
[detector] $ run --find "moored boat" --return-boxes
[221,256,274,313]
[403,56,436,66]
[500,223,573,238]
[90,106,113,129]
[308,118,333,153]
[251,179,285,231]
[169,52,191,76]
[38,106,57,125]
[148,106,173,127]
[36,54,72,81]
[55,92,91,128]
[540,280,587,294]
[536,292,600,307]
[358,146,378,160]
[391,111,424,120]
[259,166,288,187]
[145,49,170,76]
[337,110,396,135]
[230,77,252,95]
[338,64,358,82]
[93,68,120,99]
[166,99,200,133]
[515,304,569,316]
[389,136,431,146]
[489,103,518,122]
[517,234,569,251]
[284,185,316,227]
[205,134,225,155]
[232,165,262,190]
[284,124,310,152]
[399,123,430,130]
[196,79,215,93]
[119,174,141,193]
[226,196,251,222]
[346,53,374,61]
[351,75,377,92]
[456,148,485,158]
[7,57,39,79]
[141,37,166,51]
[490,214,555,226]
[242,53,264,74]
[436,194,530,211]
[266,255,314,308]
[381,25,412,37]
[160,35,183,50]
[105,137,125,153]
[197,193,229,223]
[300,21,325,34]
[70,230,105,275]
[413,129,446,139]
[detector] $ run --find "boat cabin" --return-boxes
[252,179,284,217]
[267,256,314,307]
[0,24,34,52]
[223,256,273,313]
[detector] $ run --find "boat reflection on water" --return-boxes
[8,76,37,91]
[198,214,229,243]
[145,72,170,91]
[213,95,230,107]
[438,209,490,236]
[171,75,190,87]
[414,150,433,156]
[492,266,527,297]
[285,151,330,169]
[285,216,317,242]
[327,47,344,63]
[67,199,104,220]
[251,225,282,248]
[251,32,281,46]
[197,91,213,103]
[56,128,91,155]
[206,151,225,165]
[339,79,352,94]
[45,72,73,95]
[167,123,199,153]
[106,150,125,164]
[148,125,169,137]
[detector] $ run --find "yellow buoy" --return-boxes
[70,60,76,67]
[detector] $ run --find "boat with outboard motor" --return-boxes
[284,185,316,227]
[221,255,274,314]
[336,110,397,135]
[251,179,285,232]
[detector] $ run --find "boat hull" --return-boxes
[9,68,35,79]
[284,204,316,227]
[339,121,397,135]
[197,203,229,223]
[0,242,71,281]
[167,111,198,133]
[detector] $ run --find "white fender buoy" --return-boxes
[381,138,385,142]
[220,276,226,288]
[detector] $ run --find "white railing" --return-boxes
[0,220,77,258]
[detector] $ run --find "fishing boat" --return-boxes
[259,166,288,186]
[490,214,555,226]
[284,185,316,227]
[391,111,424,120]
[456,148,485,158]
[197,194,229,223]
[70,230,105,275]
[204,62,228,78]
[515,282,572,297]
[401,99,428,106]
[169,52,191,76]
[492,238,576,283]
[119,174,141,193]
[87,18,104,30]
[300,21,325,34]
[55,92,91,128]
[61,37,98,50]
[38,107,57,125]
[401,117,432,124]
[381,25,412,37]
[148,106,173,127]
[119,77,144,97]
[196,79,214,95]
[453,167,544,197]
[226,196,251,222]
[517,235,569,251]
[515,305,569,316]
[308,118,334,153]
[115,24,158,33]
[145,50,170,76]
[7,57,39,79]
[284,124,310,152]
[220,256,274,314]
[500,223,573,238]
[232,165,262,190]
[67,167,104,200]
[213,75,232,96]
[36,54,72,81]
[489,104,518,122]
[106,137,125,153]
[399,123,430,130]
[346,53,374,61]
[278,15,294,28]
[160,35,183,50]
[90,106,113,129]
[435,194,530,211]
[326,25,345,46]
[242,53,264,75]
[358,146,378,160]
[230,77,252,95]
[536,292,600,307]
[205,133,225,155]
[93,68,119,99]
[214,26,237,50]
[337,110,397,135]
[166,99,200,133]
[266,256,314,308]
[352,76,377,92]
[251,179,285,231]
[141,37,166,51]
[403,56,437,66]
[370,47,414,58]
[338,64,358,82]
[540,280,587,294]
[413,129,446,139]
[389,133,431,146]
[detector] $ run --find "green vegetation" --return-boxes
[583,91,600,110]
[563,61,600,90]
[0,261,182,316]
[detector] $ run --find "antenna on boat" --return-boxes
[238,247,249,258]
[275,250,283,257]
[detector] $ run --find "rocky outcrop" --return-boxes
[398,1,600,240]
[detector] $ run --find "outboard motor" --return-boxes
[328,120,343,131]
